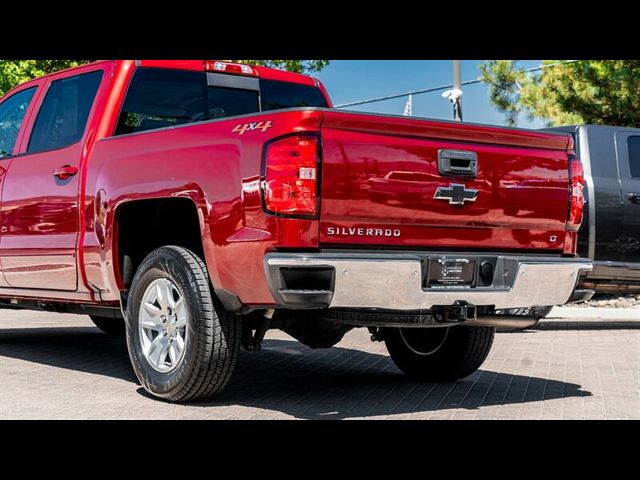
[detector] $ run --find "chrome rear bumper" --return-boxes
[265,252,593,310]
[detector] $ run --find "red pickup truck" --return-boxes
[0,60,592,402]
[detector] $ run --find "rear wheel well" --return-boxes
[115,198,205,289]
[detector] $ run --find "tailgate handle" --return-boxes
[438,149,478,178]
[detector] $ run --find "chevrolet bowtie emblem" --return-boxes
[433,183,479,205]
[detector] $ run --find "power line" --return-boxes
[335,60,579,109]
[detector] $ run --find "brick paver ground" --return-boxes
[0,310,638,419]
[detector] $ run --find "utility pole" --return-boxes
[441,60,464,121]
[452,60,463,121]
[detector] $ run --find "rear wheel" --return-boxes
[90,315,125,336]
[125,246,241,402]
[384,325,494,381]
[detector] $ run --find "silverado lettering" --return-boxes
[326,227,401,237]
[0,60,593,402]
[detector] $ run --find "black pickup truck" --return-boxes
[548,125,640,293]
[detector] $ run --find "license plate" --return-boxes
[427,258,476,287]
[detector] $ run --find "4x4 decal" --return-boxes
[232,120,273,135]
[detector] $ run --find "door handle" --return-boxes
[53,165,78,180]
[627,192,640,204]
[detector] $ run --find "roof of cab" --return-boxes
[135,60,316,86]
[4,60,317,95]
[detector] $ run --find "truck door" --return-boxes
[0,68,103,291]
[615,131,640,267]
[0,83,42,287]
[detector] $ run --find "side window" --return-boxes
[27,71,103,154]
[115,69,207,135]
[0,87,37,158]
[628,136,640,178]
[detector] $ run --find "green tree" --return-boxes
[0,60,87,96]
[0,60,329,97]
[480,60,640,127]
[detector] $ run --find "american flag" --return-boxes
[403,94,412,116]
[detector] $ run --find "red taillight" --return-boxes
[203,61,258,76]
[567,155,585,231]
[263,135,319,216]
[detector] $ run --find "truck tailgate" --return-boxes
[319,111,572,251]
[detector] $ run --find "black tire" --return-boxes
[384,325,494,381]
[125,246,241,402]
[90,315,125,335]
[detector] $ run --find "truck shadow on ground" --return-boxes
[0,327,136,383]
[0,326,592,419]
[207,338,592,419]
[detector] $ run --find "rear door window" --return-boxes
[27,71,103,153]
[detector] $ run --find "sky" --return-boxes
[314,60,545,129]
